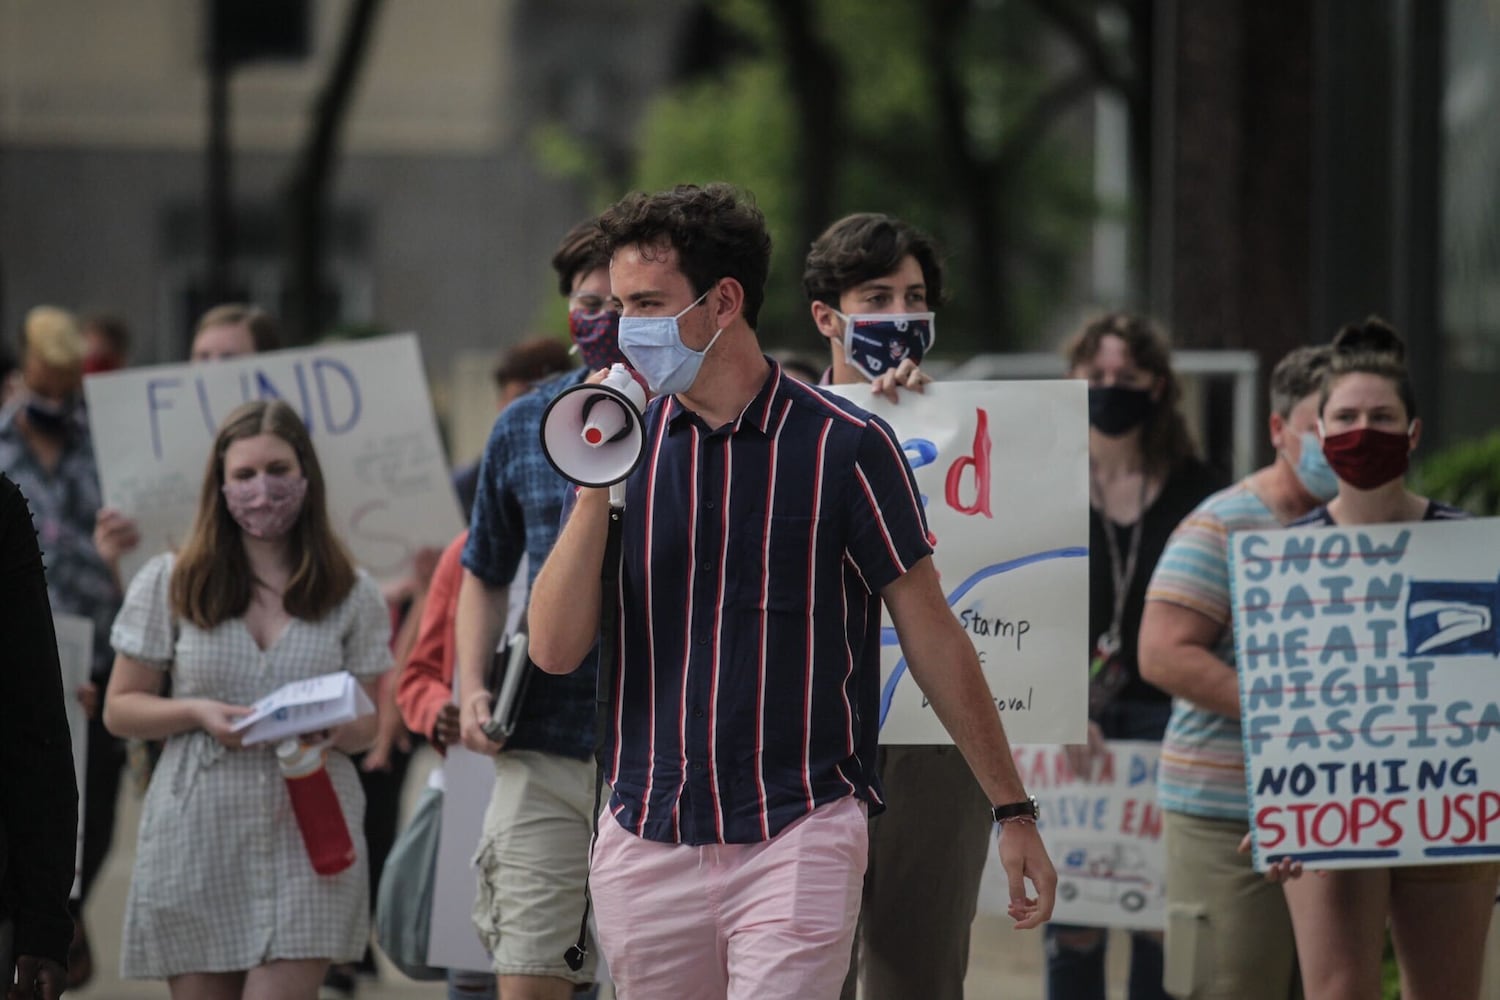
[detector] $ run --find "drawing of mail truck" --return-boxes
[1055,843,1162,914]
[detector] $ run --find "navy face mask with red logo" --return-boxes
[838,312,935,381]
[568,308,625,371]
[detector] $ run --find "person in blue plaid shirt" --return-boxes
[453,220,625,1000]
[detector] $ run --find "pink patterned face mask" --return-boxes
[221,474,308,539]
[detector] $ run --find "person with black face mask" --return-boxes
[1267,318,1494,1000]
[1047,314,1224,1000]
[0,305,123,990]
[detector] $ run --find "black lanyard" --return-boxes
[1094,474,1148,660]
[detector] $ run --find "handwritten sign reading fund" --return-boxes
[1230,517,1500,871]
[827,381,1088,744]
[84,334,464,585]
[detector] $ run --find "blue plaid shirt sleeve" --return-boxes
[462,406,526,588]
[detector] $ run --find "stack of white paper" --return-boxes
[231,671,375,746]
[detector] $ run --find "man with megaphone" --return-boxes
[454,220,626,1000]
[528,183,1056,1000]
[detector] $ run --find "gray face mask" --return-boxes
[618,289,722,396]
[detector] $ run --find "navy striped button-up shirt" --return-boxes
[604,361,934,845]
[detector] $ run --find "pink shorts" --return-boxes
[590,796,868,1000]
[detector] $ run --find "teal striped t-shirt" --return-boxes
[1145,480,1280,821]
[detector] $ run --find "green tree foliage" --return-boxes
[538,0,1143,356]
[1414,430,1500,515]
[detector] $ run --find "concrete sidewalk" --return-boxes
[73,749,1130,999]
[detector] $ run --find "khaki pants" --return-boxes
[1162,810,1302,1000]
[840,745,993,1000]
[472,750,596,983]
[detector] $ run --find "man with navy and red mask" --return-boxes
[802,214,995,1000]
[454,219,625,1000]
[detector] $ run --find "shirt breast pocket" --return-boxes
[729,513,824,613]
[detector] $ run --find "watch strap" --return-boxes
[991,795,1039,823]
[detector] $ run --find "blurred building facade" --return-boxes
[1151,0,1500,455]
[0,0,687,370]
[2,0,1497,457]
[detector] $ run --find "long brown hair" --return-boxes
[1065,312,1198,475]
[171,399,357,629]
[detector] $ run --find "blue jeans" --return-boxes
[1046,926,1167,1000]
[1044,698,1171,1000]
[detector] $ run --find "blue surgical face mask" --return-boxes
[1292,430,1340,500]
[618,288,721,396]
[837,311,935,381]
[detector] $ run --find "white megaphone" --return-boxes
[540,364,648,488]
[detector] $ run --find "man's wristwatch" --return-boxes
[991,795,1040,823]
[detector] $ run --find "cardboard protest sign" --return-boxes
[427,565,527,972]
[1230,517,1500,871]
[83,334,463,584]
[426,747,496,972]
[828,381,1088,744]
[993,741,1166,930]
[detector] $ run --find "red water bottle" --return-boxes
[276,739,357,875]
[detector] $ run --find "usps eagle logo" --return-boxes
[1404,578,1500,657]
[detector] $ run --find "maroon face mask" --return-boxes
[1320,427,1411,490]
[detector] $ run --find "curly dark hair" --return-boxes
[594,184,773,328]
[1320,315,1416,419]
[550,217,611,298]
[802,213,945,309]
[1065,312,1198,475]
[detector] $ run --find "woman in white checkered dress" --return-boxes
[103,400,392,999]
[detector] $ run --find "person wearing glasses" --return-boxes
[453,220,626,1000]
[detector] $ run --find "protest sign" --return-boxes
[426,566,528,972]
[425,746,496,972]
[1230,517,1500,871]
[984,741,1165,930]
[53,613,92,898]
[83,334,463,585]
[827,381,1088,744]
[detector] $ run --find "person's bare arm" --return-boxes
[92,506,140,592]
[527,487,610,675]
[454,569,507,754]
[1137,600,1241,718]
[103,654,248,745]
[882,557,1057,929]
